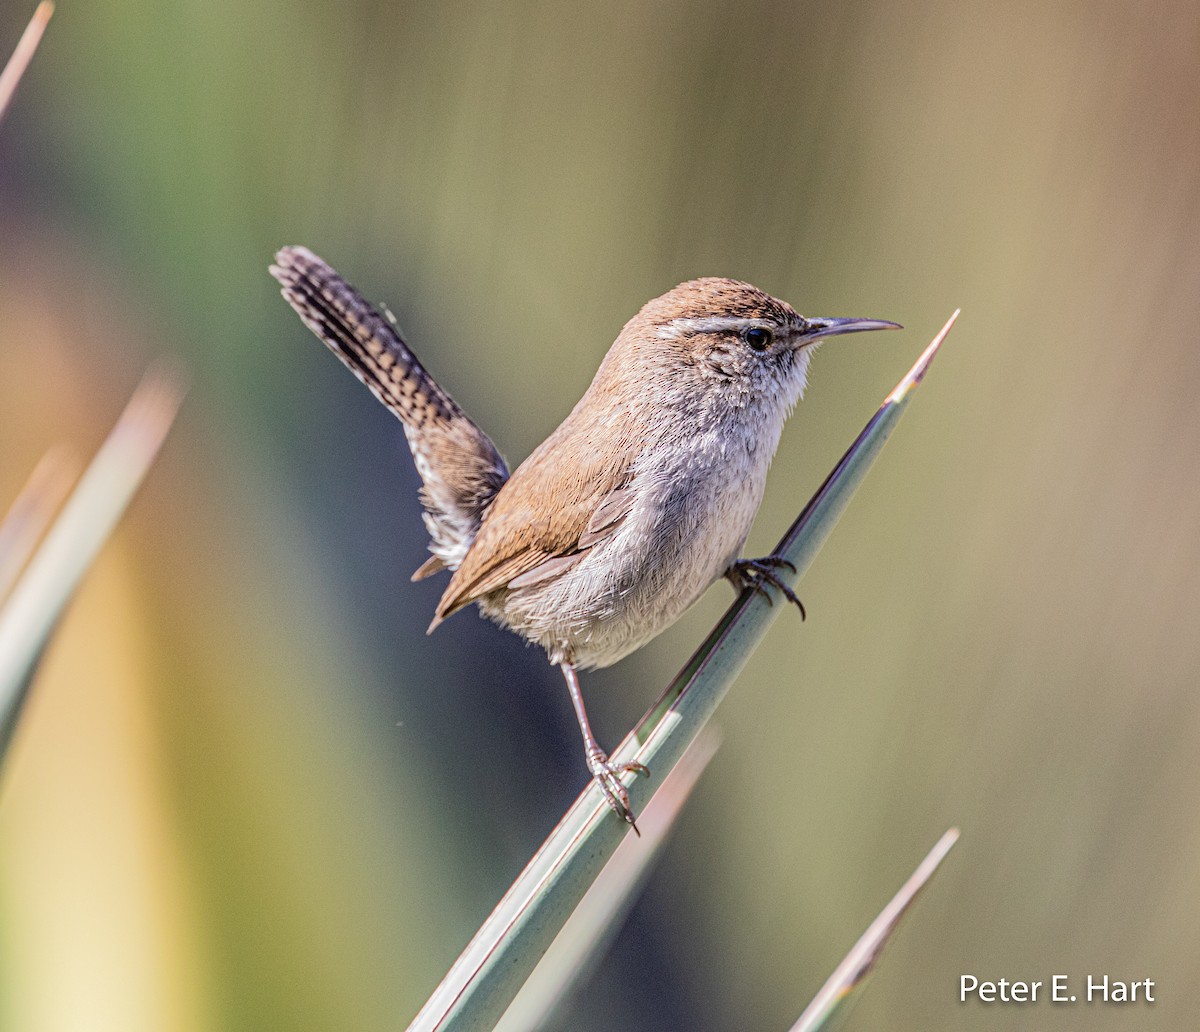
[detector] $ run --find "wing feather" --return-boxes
[434,460,636,622]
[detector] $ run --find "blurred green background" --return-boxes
[2,0,1198,1029]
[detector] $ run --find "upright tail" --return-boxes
[270,246,509,577]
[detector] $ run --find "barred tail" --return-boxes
[270,246,509,575]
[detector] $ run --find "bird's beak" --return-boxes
[797,316,903,343]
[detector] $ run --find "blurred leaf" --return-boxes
[789,828,960,1032]
[406,312,958,1032]
[0,1,52,126]
[0,448,75,602]
[494,728,721,1032]
[0,367,183,769]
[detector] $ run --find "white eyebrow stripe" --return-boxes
[657,316,778,339]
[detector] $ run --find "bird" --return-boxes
[270,246,899,830]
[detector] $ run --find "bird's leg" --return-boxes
[560,661,649,833]
[726,556,806,620]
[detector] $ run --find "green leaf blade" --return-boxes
[0,2,53,126]
[0,448,75,603]
[789,828,961,1032]
[0,368,183,767]
[494,729,720,1032]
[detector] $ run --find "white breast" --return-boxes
[489,399,788,669]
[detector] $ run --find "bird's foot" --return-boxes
[726,556,806,620]
[586,744,650,834]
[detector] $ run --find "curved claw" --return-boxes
[587,748,650,834]
[726,556,806,620]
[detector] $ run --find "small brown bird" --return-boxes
[271,247,899,828]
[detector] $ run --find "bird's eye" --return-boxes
[742,326,773,351]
